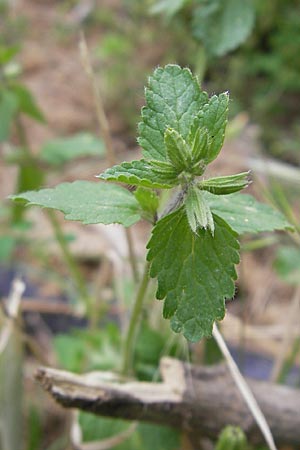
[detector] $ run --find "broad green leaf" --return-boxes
[98,159,178,188]
[10,181,141,227]
[40,132,105,165]
[199,171,250,195]
[274,246,300,285]
[134,187,159,222]
[189,92,229,164]
[9,83,45,123]
[138,64,208,161]
[0,89,18,142]
[147,208,239,341]
[192,0,255,56]
[205,192,293,235]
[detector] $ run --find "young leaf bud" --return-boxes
[164,128,192,172]
[199,171,251,195]
[185,185,214,235]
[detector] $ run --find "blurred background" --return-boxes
[0,1,300,449]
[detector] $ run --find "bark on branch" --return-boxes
[35,357,300,446]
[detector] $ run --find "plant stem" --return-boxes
[79,32,139,283]
[46,210,91,315]
[121,260,151,375]
[124,227,139,283]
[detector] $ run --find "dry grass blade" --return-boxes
[0,278,25,354]
[213,323,278,450]
[78,31,139,283]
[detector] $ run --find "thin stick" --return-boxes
[0,278,25,354]
[79,32,139,283]
[213,323,278,450]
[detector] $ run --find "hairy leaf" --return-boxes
[190,127,210,172]
[165,128,191,172]
[147,208,239,341]
[199,171,250,195]
[138,64,208,161]
[189,92,229,164]
[185,186,214,234]
[98,159,178,188]
[11,181,141,227]
[192,0,255,56]
[206,192,293,234]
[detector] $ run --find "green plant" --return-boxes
[11,64,291,367]
[150,0,255,58]
[215,425,248,450]
[149,0,300,164]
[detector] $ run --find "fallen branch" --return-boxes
[36,357,300,447]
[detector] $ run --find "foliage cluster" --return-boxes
[12,65,291,342]
[148,0,300,163]
[6,61,292,449]
[0,2,300,448]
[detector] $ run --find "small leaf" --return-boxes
[10,181,141,227]
[274,246,300,285]
[9,83,45,123]
[185,185,214,234]
[189,92,229,164]
[134,187,159,222]
[40,132,105,165]
[205,192,293,235]
[164,128,191,172]
[98,159,178,189]
[199,171,250,195]
[0,89,18,142]
[190,127,210,173]
[138,64,208,161]
[147,208,239,341]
